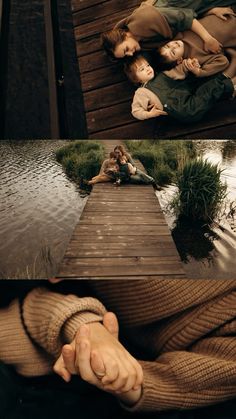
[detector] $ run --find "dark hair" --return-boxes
[101,28,128,58]
[154,47,178,71]
[109,151,117,159]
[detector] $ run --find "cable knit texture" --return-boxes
[1,279,236,412]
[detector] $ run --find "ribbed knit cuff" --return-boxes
[23,287,107,357]
[0,299,52,376]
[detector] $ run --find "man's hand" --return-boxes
[53,312,143,394]
[206,7,236,20]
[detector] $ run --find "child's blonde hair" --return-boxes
[123,54,149,85]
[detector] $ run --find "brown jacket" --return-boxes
[176,14,236,77]
[1,280,236,412]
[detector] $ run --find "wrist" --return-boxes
[118,386,142,406]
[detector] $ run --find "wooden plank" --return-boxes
[83,201,163,211]
[56,141,186,280]
[71,0,107,13]
[73,0,139,26]
[68,235,175,244]
[58,258,184,277]
[71,225,172,235]
[64,248,178,257]
[81,65,126,92]
[84,82,133,112]
[79,216,166,225]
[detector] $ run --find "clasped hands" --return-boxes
[54,312,143,406]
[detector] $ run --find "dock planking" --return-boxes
[70,0,236,139]
[56,141,186,280]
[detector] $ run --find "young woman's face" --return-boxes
[160,40,184,62]
[114,33,141,58]
[114,149,122,158]
[135,60,154,84]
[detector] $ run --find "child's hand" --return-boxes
[184,58,201,76]
[148,106,168,119]
[208,7,236,20]
[204,35,222,54]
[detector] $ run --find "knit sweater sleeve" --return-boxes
[22,287,107,357]
[0,299,53,376]
[132,87,163,120]
[99,159,109,175]
[196,54,229,77]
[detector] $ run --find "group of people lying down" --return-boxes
[87,144,159,188]
[101,1,236,123]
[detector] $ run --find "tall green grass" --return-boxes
[56,140,105,181]
[125,140,195,185]
[172,159,227,223]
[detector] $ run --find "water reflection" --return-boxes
[158,140,236,279]
[0,140,87,278]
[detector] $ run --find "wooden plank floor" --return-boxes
[56,140,186,279]
[70,0,236,139]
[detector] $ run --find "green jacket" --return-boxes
[145,73,233,122]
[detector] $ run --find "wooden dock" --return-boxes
[56,141,186,279]
[71,0,236,139]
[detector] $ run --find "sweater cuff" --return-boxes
[0,299,52,376]
[23,287,107,357]
[62,312,104,343]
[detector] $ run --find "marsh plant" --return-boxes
[56,140,105,182]
[172,159,227,223]
[125,140,195,185]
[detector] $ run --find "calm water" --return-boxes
[0,140,236,279]
[0,140,87,278]
[158,140,236,279]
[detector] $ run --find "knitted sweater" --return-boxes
[175,14,236,78]
[1,280,236,412]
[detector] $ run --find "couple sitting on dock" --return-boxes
[88,144,159,188]
[101,1,236,123]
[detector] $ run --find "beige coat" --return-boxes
[1,280,236,412]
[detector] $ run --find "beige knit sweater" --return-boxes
[1,279,236,412]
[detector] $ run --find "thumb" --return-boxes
[103,312,119,339]
[219,14,227,20]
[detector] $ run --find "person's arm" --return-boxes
[190,18,222,53]
[0,299,52,376]
[191,55,229,77]
[165,73,233,123]
[99,159,108,175]
[132,88,167,120]
[22,287,107,357]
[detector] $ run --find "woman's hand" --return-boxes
[206,7,236,20]
[53,312,143,397]
[203,35,222,54]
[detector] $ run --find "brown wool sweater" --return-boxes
[1,279,236,412]
[176,14,236,77]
